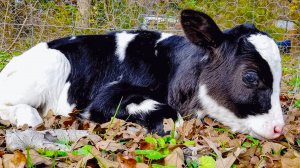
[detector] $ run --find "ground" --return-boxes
[0,54,299,168]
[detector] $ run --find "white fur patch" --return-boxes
[80,110,91,119]
[126,99,160,115]
[70,36,76,40]
[0,42,71,126]
[247,34,284,137]
[115,32,137,62]
[0,104,43,127]
[198,85,283,139]
[156,33,173,44]
[56,82,76,116]
[175,113,184,129]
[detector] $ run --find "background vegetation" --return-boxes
[0,0,299,95]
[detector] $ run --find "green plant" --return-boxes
[295,100,300,108]
[242,135,261,148]
[135,135,177,162]
[152,164,176,168]
[104,97,123,140]
[26,147,35,168]
[199,155,216,168]
[187,160,199,168]
[38,149,67,158]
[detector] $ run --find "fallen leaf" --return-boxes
[199,155,215,168]
[281,157,300,168]
[3,151,26,168]
[117,153,137,168]
[136,163,148,168]
[139,141,155,150]
[216,147,246,168]
[164,147,184,168]
[202,136,222,158]
[6,129,89,151]
[262,142,286,155]
[96,140,126,152]
[163,118,175,133]
[23,149,52,166]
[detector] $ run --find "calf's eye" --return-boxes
[243,71,259,86]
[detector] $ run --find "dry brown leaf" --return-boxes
[136,163,148,168]
[216,147,246,168]
[117,153,137,168]
[177,119,201,138]
[202,136,222,158]
[3,151,26,168]
[281,157,300,168]
[262,142,286,155]
[2,154,14,168]
[96,140,126,152]
[250,156,260,165]
[210,133,231,146]
[6,129,89,151]
[0,120,11,127]
[0,158,3,168]
[139,141,155,150]
[164,147,184,168]
[22,149,52,166]
[76,154,119,168]
[163,118,175,133]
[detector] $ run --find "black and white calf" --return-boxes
[0,10,284,139]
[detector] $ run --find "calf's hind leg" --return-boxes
[0,43,70,126]
[81,82,179,135]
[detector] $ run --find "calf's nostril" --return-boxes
[274,126,282,134]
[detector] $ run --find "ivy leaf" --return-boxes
[241,142,252,148]
[38,149,67,158]
[187,160,199,168]
[199,156,216,168]
[296,139,300,146]
[169,139,176,145]
[145,137,157,145]
[135,156,142,163]
[135,150,167,160]
[184,140,195,146]
[72,145,93,156]
[295,100,300,107]
[152,164,176,168]
[157,138,166,148]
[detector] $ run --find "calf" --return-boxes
[0,10,284,139]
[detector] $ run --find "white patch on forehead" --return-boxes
[115,31,137,62]
[198,84,284,139]
[126,99,160,115]
[247,34,283,133]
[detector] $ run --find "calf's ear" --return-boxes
[181,10,224,48]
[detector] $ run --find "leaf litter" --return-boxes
[0,94,298,167]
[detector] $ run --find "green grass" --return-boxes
[0,51,21,70]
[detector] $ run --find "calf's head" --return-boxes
[181,10,284,139]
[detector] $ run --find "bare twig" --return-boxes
[0,1,10,49]
[4,15,28,52]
